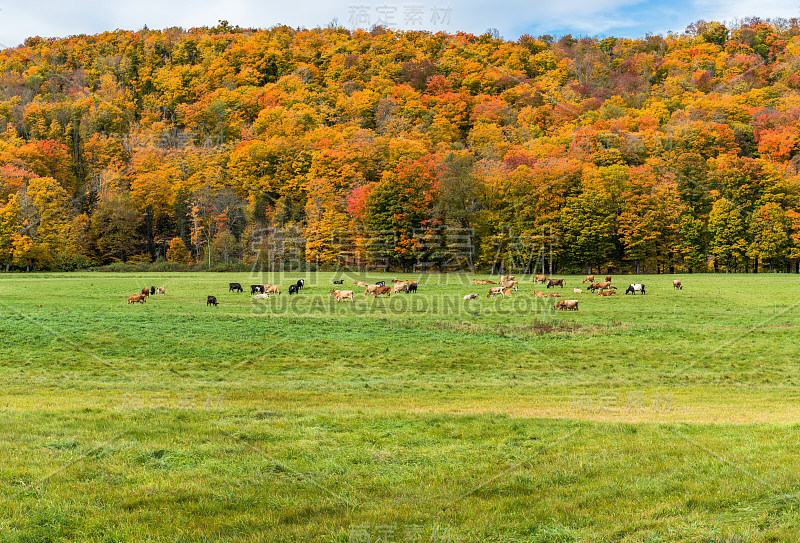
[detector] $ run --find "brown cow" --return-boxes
[140,288,149,297]
[597,290,616,296]
[354,281,368,288]
[501,280,518,291]
[532,291,548,298]
[555,299,579,310]
[330,289,354,302]
[673,280,683,290]
[605,275,612,282]
[364,285,378,295]
[534,275,548,283]
[265,285,281,295]
[582,275,595,283]
[548,292,561,297]
[393,282,409,294]
[156,287,166,295]
[589,281,614,292]
[127,294,146,304]
[546,279,564,289]
[487,286,506,298]
[372,285,392,298]
[473,279,498,285]
[500,275,515,282]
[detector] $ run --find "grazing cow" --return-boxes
[532,291,548,298]
[463,294,479,300]
[364,285,378,295]
[372,285,392,298]
[250,284,265,295]
[393,282,408,294]
[546,279,564,289]
[289,284,299,295]
[597,290,616,296]
[574,288,583,294]
[487,286,506,298]
[330,289,354,302]
[333,279,344,285]
[625,284,646,295]
[295,279,305,290]
[533,275,548,284]
[141,288,150,297]
[207,295,218,306]
[500,275,515,282]
[555,300,579,311]
[265,285,281,295]
[589,281,614,292]
[673,280,683,290]
[156,287,166,295]
[582,275,595,283]
[375,281,386,287]
[501,280,518,291]
[150,286,156,295]
[252,293,270,300]
[127,294,146,304]
[354,281,368,288]
[407,282,418,294]
[229,283,243,293]
[605,275,612,282]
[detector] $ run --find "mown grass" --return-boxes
[1,271,800,541]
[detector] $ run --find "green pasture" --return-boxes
[1,272,800,542]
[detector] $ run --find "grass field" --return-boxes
[1,271,800,542]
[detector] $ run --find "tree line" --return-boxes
[3,19,800,273]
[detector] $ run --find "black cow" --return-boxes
[251,284,264,295]
[150,286,156,296]
[295,279,304,290]
[229,282,243,293]
[375,281,386,287]
[207,295,218,307]
[289,284,299,295]
[407,282,418,294]
[333,279,344,284]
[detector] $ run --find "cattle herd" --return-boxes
[125,275,684,311]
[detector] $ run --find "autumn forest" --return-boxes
[3,19,800,273]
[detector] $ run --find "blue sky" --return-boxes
[0,0,798,49]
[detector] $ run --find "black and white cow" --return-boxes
[625,284,646,295]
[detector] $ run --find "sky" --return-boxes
[0,0,798,49]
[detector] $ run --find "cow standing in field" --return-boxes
[150,286,156,295]
[372,286,392,298]
[555,300,579,310]
[330,289,354,302]
[487,286,506,298]
[534,275,548,284]
[625,284,645,295]
[265,285,281,295]
[295,279,304,290]
[500,275,515,282]
[673,280,683,290]
[289,284,299,295]
[229,283,243,293]
[407,282,418,294]
[605,275,612,282]
[546,279,564,289]
[207,295,218,306]
[127,294,146,304]
[582,275,595,283]
[156,287,166,295]
[501,280,518,291]
[251,285,265,295]
[141,288,150,297]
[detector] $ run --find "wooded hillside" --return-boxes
[3,19,800,273]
